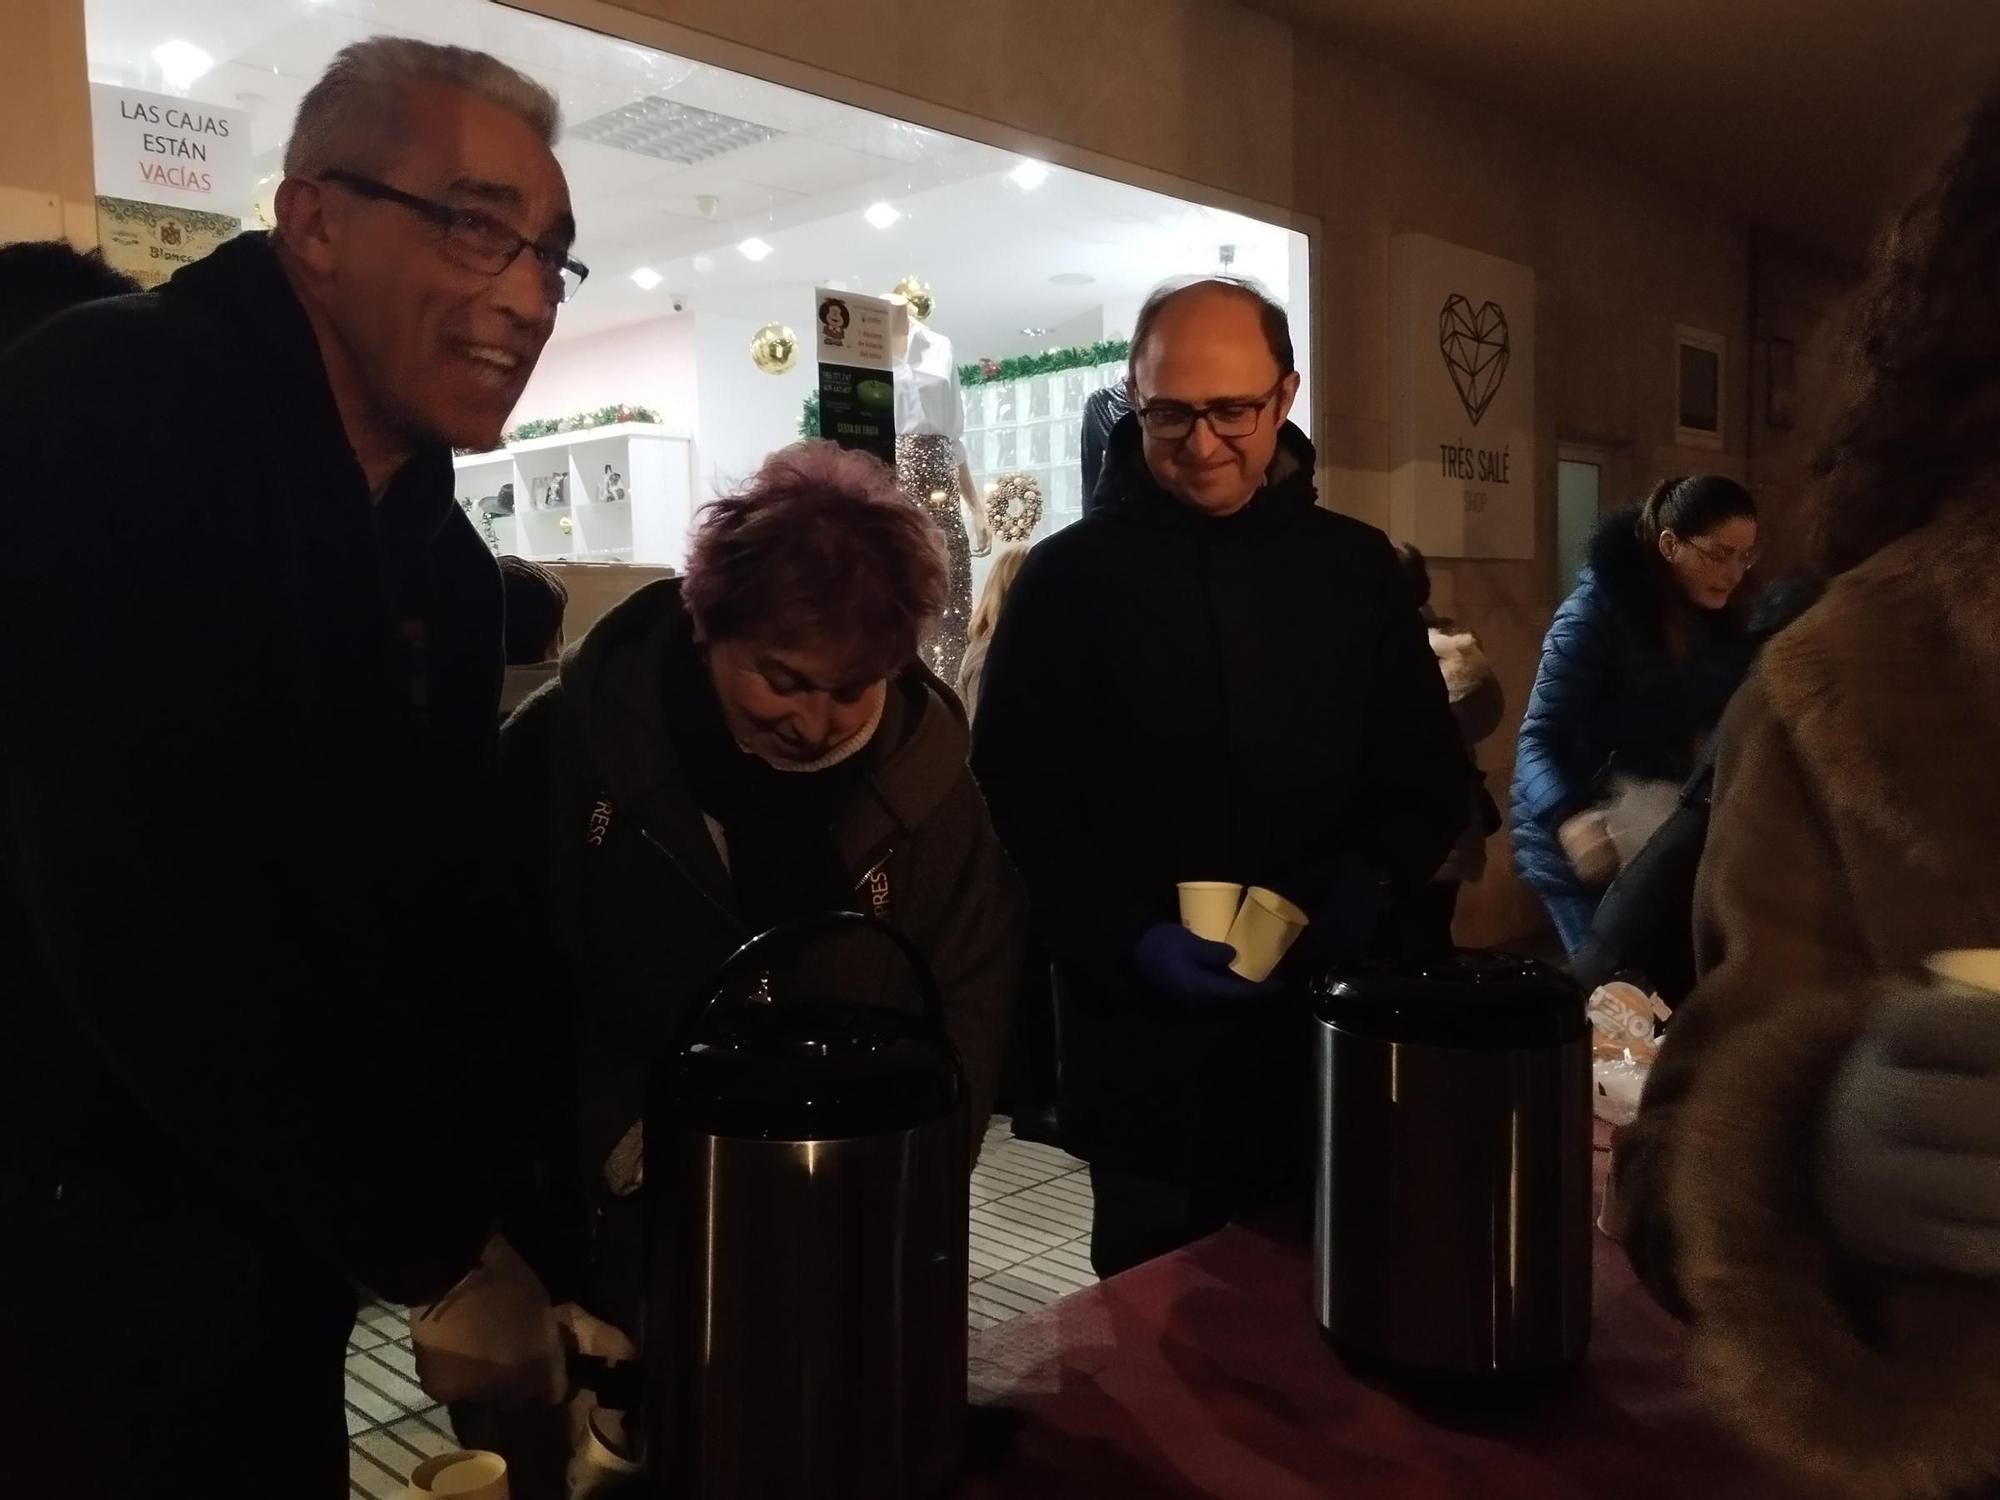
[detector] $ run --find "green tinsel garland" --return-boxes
[459,404,664,455]
[797,338,1127,441]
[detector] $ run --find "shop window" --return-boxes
[1675,326,1726,450]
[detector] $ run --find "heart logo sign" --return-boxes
[1438,294,1509,427]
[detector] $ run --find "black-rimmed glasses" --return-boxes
[320,170,589,305]
[1134,378,1288,442]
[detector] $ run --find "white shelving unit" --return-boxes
[454,423,695,567]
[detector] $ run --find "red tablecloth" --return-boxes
[958,1149,1808,1499]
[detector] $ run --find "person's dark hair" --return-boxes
[1635,474,1757,549]
[497,555,568,664]
[1745,569,1826,645]
[684,440,947,675]
[1128,276,1294,377]
[1813,88,2000,575]
[1393,541,1432,609]
[0,240,141,353]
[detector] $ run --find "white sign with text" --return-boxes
[1389,233,1537,559]
[90,84,251,218]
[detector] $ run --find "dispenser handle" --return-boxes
[687,910,948,1039]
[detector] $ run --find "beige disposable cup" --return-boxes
[1225,886,1311,982]
[1178,882,1244,944]
[406,1452,509,1500]
[1927,949,2000,995]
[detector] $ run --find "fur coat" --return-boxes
[1615,498,2000,1499]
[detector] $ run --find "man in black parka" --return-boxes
[971,278,1467,1276]
[0,39,580,1495]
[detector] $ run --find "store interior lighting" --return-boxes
[1008,159,1051,191]
[737,237,774,262]
[151,39,213,90]
[629,267,664,291]
[864,201,902,230]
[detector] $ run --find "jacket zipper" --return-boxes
[636,825,748,940]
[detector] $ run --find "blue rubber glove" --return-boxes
[1134,923,1279,1007]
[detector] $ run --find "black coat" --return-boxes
[970,416,1466,1183]
[0,235,503,1308]
[1510,510,1753,899]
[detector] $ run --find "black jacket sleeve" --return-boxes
[1349,534,1476,888]
[0,313,490,1304]
[970,546,1155,991]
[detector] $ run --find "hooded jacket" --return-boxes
[0,233,502,1306]
[970,415,1465,1182]
[1511,509,1753,899]
[498,579,1023,1267]
[1612,499,2000,1500]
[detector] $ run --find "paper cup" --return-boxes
[569,1409,644,1499]
[1178,882,1244,943]
[406,1452,509,1500]
[1225,886,1310,982]
[1927,949,2000,995]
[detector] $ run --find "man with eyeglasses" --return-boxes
[972,277,1468,1277]
[0,38,578,1494]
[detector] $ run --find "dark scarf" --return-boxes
[662,637,872,932]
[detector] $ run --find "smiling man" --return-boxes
[0,39,577,1497]
[972,277,1469,1277]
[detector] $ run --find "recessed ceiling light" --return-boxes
[691,254,715,273]
[1009,159,1051,191]
[1048,271,1096,286]
[152,39,214,91]
[1020,326,1049,336]
[571,96,779,166]
[737,237,774,262]
[864,201,901,230]
[629,267,663,291]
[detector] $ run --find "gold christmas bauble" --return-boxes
[750,322,798,375]
[891,275,935,322]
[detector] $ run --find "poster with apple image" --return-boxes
[815,287,898,466]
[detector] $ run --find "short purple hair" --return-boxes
[683,441,948,673]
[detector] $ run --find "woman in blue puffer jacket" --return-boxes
[1511,475,1759,954]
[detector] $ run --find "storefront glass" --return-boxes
[82,0,1310,600]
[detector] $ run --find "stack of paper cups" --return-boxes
[405,1452,509,1500]
[1226,887,1311,982]
[1928,949,2000,995]
[1177,882,1244,943]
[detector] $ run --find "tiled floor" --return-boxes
[344,1118,1092,1494]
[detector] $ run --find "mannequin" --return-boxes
[892,311,991,683]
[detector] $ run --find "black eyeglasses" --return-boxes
[1133,378,1288,442]
[320,170,589,305]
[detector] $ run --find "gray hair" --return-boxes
[283,36,561,181]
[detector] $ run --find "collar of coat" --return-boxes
[556,578,968,894]
[1090,411,1319,520]
[1756,494,2000,886]
[161,230,457,535]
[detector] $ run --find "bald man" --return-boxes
[972,277,1467,1276]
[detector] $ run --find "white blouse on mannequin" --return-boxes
[894,320,965,442]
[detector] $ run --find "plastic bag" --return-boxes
[1587,979,1671,1126]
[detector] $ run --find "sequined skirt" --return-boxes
[896,433,972,685]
